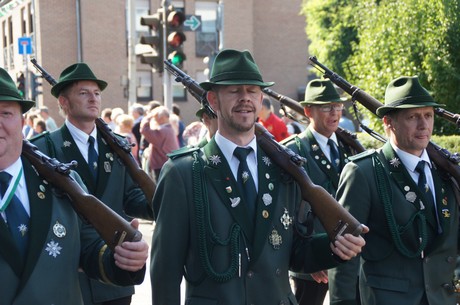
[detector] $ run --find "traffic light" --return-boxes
[165,6,186,68]
[30,73,42,100]
[16,73,25,97]
[139,10,164,73]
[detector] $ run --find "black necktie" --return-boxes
[234,147,257,219]
[0,171,29,257]
[328,139,340,171]
[88,136,98,179]
[415,161,442,233]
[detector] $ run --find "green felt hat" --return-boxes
[51,63,108,97]
[300,79,347,105]
[0,68,35,113]
[376,76,444,117]
[200,49,274,90]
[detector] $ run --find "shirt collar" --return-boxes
[65,119,98,146]
[214,130,257,164]
[309,126,338,146]
[390,141,431,173]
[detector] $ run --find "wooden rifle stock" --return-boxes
[164,60,364,240]
[30,58,156,204]
[262,87,366,154]
[95,118,156,204]
[22,140,142,251]
[309,56,460,187]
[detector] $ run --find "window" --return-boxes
[195,1,218,57]
[136,70,152,101]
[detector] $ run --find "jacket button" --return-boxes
[275,268,281,276]
[247,271,254,278]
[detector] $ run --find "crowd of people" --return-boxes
[1,47,458,305]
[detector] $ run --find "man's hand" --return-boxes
[330,225,369,261]
[113,219,149,272]
[310,270,328,283]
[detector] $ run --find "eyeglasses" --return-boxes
[317,104,344,113]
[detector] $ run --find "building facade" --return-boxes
[0,0,308,125]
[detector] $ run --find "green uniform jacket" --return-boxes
[282,129,352,280]
[0,157,144,305]
[31,125,153,304]
[329,142,459,305]
[151,138,342,305]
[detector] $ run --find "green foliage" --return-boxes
[302,0,460,135]
[356,132,460,154]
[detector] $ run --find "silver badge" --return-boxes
[269,229,282,249]
[262,193,272,206]
[53,221,66,238]
[104,161,111,173]
[230,197,241,208]
[45,240,62,258]
[280,208,292,229]
[405,191,416,203]
[209,155,221,165]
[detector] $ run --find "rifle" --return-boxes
[262,87,366,154]
[30,58,156,204]
[164,60,364,240]
[309,56,460,187]
[22,140,142,251]
[434,108,460,129]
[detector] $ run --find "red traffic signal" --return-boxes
[166,10,185,28]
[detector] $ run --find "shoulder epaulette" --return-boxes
[348,149,376,161]
[167,145,201,159]
[29,131,50,142]
[280,134,298,145]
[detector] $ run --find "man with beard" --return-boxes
[150,49,367,305]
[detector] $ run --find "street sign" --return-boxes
[18,37,32,55]
[183,15,202,32]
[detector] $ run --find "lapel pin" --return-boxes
[53,221,66,238]
[230,197,241,208]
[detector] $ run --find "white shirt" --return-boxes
[65,120,98,163]
[214,130,259,191]
[1,158,30,221]
[391,142,436,203]
[309,126,339,163]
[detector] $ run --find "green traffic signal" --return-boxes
[168,51,186,68]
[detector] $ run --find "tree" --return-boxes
[302,0,460,135]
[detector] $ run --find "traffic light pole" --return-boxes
[162,0,173,112]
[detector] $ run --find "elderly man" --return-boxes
[0,67,148,305]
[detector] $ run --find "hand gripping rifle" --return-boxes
[309,56,460,188]
[30,58,156,205]
[164,60,364,240]
[262,87,366,155]
[22,140,142,251]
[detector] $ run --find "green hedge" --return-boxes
[356,132,460,154]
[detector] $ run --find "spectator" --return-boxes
[258,96,289,141]
[39,106,58,131]
[140,105,179,182]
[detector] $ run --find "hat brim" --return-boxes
[376,101,445,117]
[300,97,348,105]
[0,95,35,113]
[200,79,274,91]
[51,79,108,98]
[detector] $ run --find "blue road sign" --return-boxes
[18,37,32,55]
[183,15,202,32]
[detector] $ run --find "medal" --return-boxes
[53,221,66,238]
[280,208,292,230]
[269,229,282,249]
